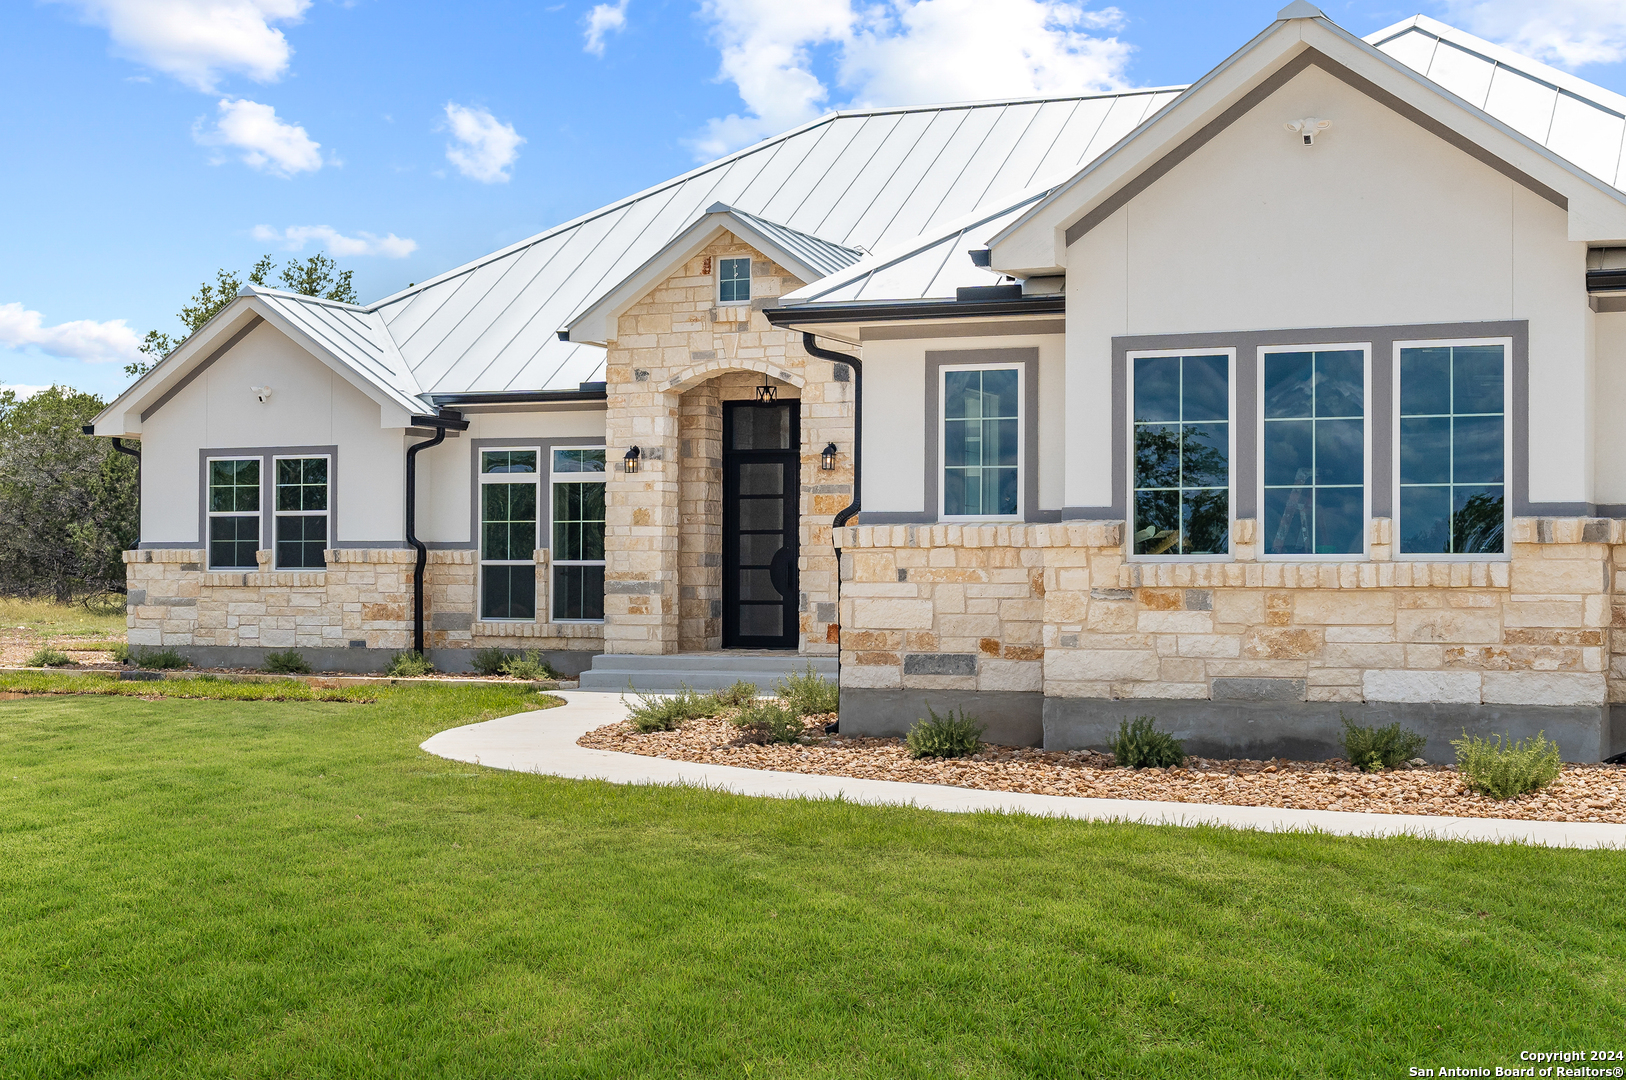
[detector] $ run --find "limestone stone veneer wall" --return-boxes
[836,517,1626,709]
[124,547,603,663]
[603,231,853,655]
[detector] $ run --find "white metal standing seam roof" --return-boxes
[365,88,1186,395]
[1367,16,1626,191]
[715,205,864,279]
[779,190,1050,305]
[241,285,425,414]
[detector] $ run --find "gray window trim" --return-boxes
[1109,322,1537,522]
[461,436,607,553]
[718,256,752,305]
[185,445,340,561]
[547,445,609,624]
[1125,347,1238,561]
[921,348,1040,524]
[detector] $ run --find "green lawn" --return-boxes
[1,686,1623,1078]
[0,597,126,640]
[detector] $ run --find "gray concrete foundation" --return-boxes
[158,645,599,677]
[839,688,1043,747]
[1043,697,1626,764]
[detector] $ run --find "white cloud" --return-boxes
[583,0,629,55]
[689,0,1133,158]
[52,0,311,92]
[443,103,525,183]
[195,98,323,176]
[251,224,418,258]
[1441,0,1626,68]
[0,303,142,365]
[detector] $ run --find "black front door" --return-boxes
[722,401,799,649]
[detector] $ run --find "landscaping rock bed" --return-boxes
[579,717,1626,823]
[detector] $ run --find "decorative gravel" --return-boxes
[579,716,1626,824]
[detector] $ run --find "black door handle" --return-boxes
[768,547,792,598]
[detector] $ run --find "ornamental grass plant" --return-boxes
[1341,716,1427,772]
[622,684,723,733]
[262,650,313,675]
[731,699,805,744]
[1111,716,1185,769]
[774,664,839,716]
[905,705,985,759]
[385,651,436,677]
[25,647,74,668]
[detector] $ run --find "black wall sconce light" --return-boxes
[821,442,838,470]
[755,382,778,403]
[623,446,641,473]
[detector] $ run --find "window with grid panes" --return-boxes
[551,448,605,620]
[718,257,751,304]
[208,458,260,569]
[274,456,328,569]
[1398,343,1506,555]
[941,367,1020,518]
[1262,349,1366,556]
[479,449,538,620]
[1131,354,1230,556]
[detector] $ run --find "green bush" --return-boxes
[622,684,723,733]
[386,651,435,677]
[905,705,985,759]
[500,651,558,681]
[1453,730,1562,800]
[715,679,758,707]
[1341,715,1427,772]
[774,664,839,716]
[470,647,510,677]
[26,647,74,668]
[262,649,312,675]
[126,647,188,670]
[1110,716,1185,769]
[732,698,806,744]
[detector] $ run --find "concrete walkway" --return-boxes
[420,691,1626,850]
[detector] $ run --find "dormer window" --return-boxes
[719,257,751,304]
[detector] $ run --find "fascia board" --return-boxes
[987,20,1306,274]
[89,300,264,436]
[565,213,833,346]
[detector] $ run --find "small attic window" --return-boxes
[719,258,751,304]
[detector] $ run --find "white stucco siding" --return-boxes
[1063,63,1592,508]
[1595,311,1626,506]
[859,332,1064,516]
[139,320,407,544]
[416,407,608,545]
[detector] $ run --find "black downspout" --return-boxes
[801,333,861,714]
[405,425,448,655]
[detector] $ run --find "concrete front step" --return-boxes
[577,652,836,692]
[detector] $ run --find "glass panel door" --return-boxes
[723,401,799,649]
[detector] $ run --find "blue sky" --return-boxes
[4,0,1624,400]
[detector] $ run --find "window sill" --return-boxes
[202,570,327,587]
[1117,560,1510,590]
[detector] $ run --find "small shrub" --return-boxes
[1341,715,1427,772]
[110,642,131,663]
[386,651,435,677]
[733,698,806,744]
[622,684,722,733]
[1453,730,1562,800]
[262,649,313,675]
[774,664,839,716]
[127,647,188,670]
[715,679,758,707]
[905,705,985,759]
[500,651,559,681]
[26,647,74,668]
[470,647,510,677]
[1111,716,1185,769]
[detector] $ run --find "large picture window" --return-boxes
[274,456,328,569]
[207,458,260,569]
[551,448,606,621]
[479,449,538,621]
[1397,342,1506,555]
[1261,347,1366,557]
[1131,353,1230,556]
[941,366,1020,519]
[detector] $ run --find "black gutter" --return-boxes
[1589,268,1626,292]
[404,411,468,655]
[428,384,607,407]
[766,294,1063,327]
[801,333,861,718]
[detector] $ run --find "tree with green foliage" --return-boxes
[128,253,360,377]
[0,387,138,601]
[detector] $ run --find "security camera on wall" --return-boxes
[1285,117,1331,145]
